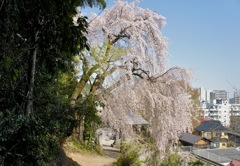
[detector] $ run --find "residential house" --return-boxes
[225,131,240,146]
[194,120,228,148]
[179,132,210,148]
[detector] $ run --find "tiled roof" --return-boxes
[195,120,226,132]
[122,112,149,125]
[179,132,203,144]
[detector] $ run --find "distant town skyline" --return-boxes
[81,0,240,96]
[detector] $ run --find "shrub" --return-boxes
[160,153,184,166]
[0,114,60,165]
[115,142,142,166]
[189,160,205,166]
[145,150,161,166]
[0,101,76,165]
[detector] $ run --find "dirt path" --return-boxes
[65,128,121,166]
[67,152,115,166]
[66,145,120,166]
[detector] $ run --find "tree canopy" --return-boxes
[73,0,194,155]
[0,0,197,163]
[0,0,105,165]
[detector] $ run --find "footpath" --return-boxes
[66,144,120,166]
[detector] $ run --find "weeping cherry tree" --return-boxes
[74,0,194,154]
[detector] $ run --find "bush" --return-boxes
[189,160,204,166]
[160,153,184,166]
[67,139,104,155]
[145,150,161,166]
[0,101,76,165]
[0,114,60,165]
[115,142,142,166]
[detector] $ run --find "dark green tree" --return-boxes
[0,0,105,165]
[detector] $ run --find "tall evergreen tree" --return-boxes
[0,0,105,165]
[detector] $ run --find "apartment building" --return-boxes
[203,103,240,127]
[230,104,240,116]
[211,90,229,103]
[203,99,231,127]
[198,88,240,127]
[199,88,231,127]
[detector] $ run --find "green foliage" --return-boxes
[34,72,79,139]
[82,141,103,155]
[0,0,106,114]
[115,142,142,166]
[187,87,203,127]
[0,114,60,165]
[0,72,77,165]
[145,150,161,166]
[0,0,106,165]
[188,160,205,166]
[75,95,101,141]
[160,153,184,166]
[68,140,104,155]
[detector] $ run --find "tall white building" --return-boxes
[198,87,212,109]
[199,87,206,102]
[230,104,240,116]
[199,88,232,127]
[206,90,212,104]
[203,99,231,127]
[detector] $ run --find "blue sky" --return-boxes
[81,0,240,96]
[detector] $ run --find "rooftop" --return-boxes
[122,112,149,125]
[195,120,226,132]
[179,132,203,144]
[206,148,240,160]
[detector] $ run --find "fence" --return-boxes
[179,146,232,165]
